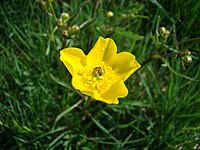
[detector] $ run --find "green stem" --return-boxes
[170,37,200,47]
[141,54,198,82]
[47,0,59,27]
[141,50,190,67]
[52,99,84,129]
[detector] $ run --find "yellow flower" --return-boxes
[60,37,141,104]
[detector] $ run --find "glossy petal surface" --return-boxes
[98,81,128,104]
[87,36,117,66]
[60,48,86,75]
[107,52,141,81]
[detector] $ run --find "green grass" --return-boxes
[0,0,200,149]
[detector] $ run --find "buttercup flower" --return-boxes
[60,37,140,104]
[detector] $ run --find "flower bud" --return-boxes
[184,49,191,56]
[61,12,70,20]
[159,27,170,40]
[184,55,192,64]
[58,13,70,28]
[62,30,69,37]
[121,13,127,18]
[71,25,80,34]
[68,25,80,36]
[182,49,192,64]
[57,18,64,27]
[106,11,114,17]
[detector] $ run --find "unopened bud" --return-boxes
[106,11,114,17]
[68,25,80,36]
[185,55,192,64]
[121,13,127,18]
[61,12,70,20]
[57,18,64,27]
[41,1,46,6]
[71,25,80,34]
[159,27,170,39]
[62,30,69,37]
[184,49,191,56]
[182,49,192,64]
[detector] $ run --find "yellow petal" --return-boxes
[94,81,128,104]
[60,48,86,76]
[87,37,117,66]
[72,73,96,99]
[72,75,86,91]
[108,52,141,81]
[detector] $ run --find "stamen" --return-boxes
[76,65,114,92]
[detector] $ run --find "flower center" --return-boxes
[92,67,105,79]
[77,65,114,92]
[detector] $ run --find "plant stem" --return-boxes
[47,0,58,27]
[140,56,153,67]
[140,50,191,68]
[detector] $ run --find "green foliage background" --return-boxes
[0,0,200,149]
